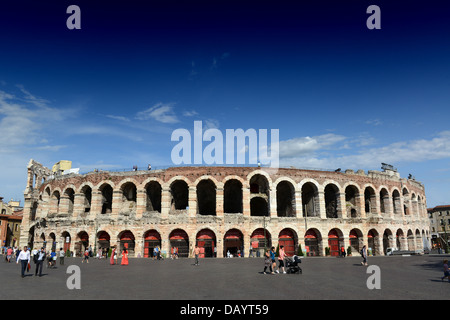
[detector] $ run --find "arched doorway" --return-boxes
[368,229,379,256]
[328,229,341,256]
[251,228,271,257]
[396,229,405,250]
[305,229,321,256]
[97,231,110,256]
[224,229,243,257]
[61,231,71,253]
[349,229,363,255]
[144,230,161,258]
[196,229,216,258]
[169,229,189,258]
[119,230,135,256]
[383,229,393,255]
[278,229,296,256]
[75,231,89,257]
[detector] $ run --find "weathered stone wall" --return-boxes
[20,161,430,258]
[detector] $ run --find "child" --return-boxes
[442,260,450,282]
[263,250,273,274]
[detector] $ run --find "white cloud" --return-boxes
[183,110,199,117]
[105,114,130,122]
[16,84,50,108]
[279,131,450,170]
[279,133,346,158]
[136,102,179,124]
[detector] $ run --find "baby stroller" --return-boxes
[286,255,302,274]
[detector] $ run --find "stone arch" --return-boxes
[391,188,401,215]
[363,185,377,215]
[344,184,361,218]
[300,180,320,217]
[143,229,161,258]
[99,182,113,214]
[118,230,136,255]
[145,180,162,213]
[224,228,244,257]
[247,170,273,190]
[196,179,216,216]
[50,190,61,214]
[249,173,270,216]
[224,179,243,214]
[64,187,75,215]
[118,182,137,214]
[383,228,394,255]
[349,228,364,255]
[304,228,322,256]
[195,228,217,258]
[169,179,189,212]
[379,187,389,216]
[324,183,340,218]
[80,184,93,214]
[169,228,190,258]
[276,180,296,217]
[278,228,298,256]
[367,229,380,255]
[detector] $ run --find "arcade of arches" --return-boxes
[20,161,431,258]
[34,226,429,258]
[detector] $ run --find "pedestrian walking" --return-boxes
[35,247,46,277]
[121,249,129,266]
[442,260,450,282]
[6,247,13,263]
[341,246,346,258]
[276,245,287,274]
[59,248,65,265]
[82,248,89,263]
[263,249,273,274]
[110,248,116,265]
[193,245,200,266]
[270,247,277,273]
[16,246,30,278]
[360,245,368,266]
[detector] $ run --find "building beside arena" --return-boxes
[19,159,431,258]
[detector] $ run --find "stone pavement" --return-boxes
[0,254,448,300]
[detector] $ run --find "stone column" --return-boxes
[243,188,251,217]
[338,192,346,219]
[161,187,170,218]
[90,191,102,217]
[19,196,33,248]
[294,190,302,218]
[318,191,326,220]
[59,195,70,215]
[111,190,122,219]
[216,187,224,217]
[188,186,197,218]
[136,190,146,219]
[269,189,276,218]
[73,193,84,219]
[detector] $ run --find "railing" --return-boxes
[53,163,338,178]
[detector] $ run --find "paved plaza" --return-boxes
[0,254,449,300]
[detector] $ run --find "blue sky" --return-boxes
[0,0,449,207]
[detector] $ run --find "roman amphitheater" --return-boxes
[20,160,430,258]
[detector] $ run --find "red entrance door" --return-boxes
[328,230,339,256]
[279,229,295,256]
[144,230,161,258]
[196,229,215,258]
